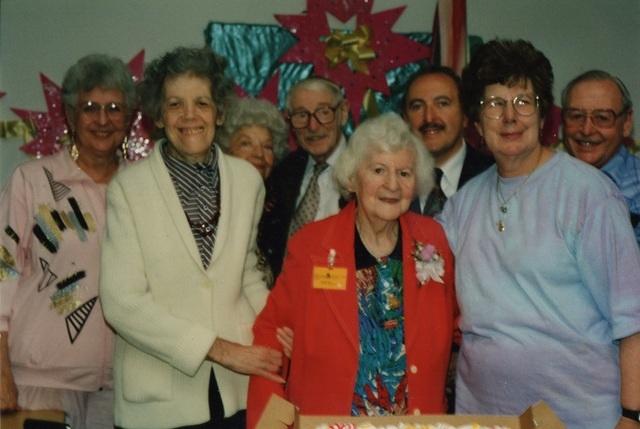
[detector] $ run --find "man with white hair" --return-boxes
[259,77,350,278]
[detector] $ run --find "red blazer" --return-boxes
[247,202,457,428]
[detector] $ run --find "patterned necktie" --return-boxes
[289,162,329,237]
[423,168,447,216]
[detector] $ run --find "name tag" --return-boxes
[312,266,348,290]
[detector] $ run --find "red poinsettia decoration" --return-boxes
[275,0,431,122]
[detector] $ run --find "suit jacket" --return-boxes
[410,144,493,215]
[458,143,494,190]
[100,143,268,429]
[247,202,457,429]
[259,148,346,279]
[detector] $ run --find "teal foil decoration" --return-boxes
[205,22,436,121]
[203,23,500,145]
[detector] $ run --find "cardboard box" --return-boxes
[257,395,565,429]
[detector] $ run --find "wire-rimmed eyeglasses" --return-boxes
[77,101,126,121]
[562,108,628,129]
[480,95,539,120]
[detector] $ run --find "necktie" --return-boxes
[423,168,447,216]
[288,162,329,237]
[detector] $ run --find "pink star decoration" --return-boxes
[11,74,67,157]
[276,0,431,123]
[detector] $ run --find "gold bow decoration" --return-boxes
[0,119,35,142]
[324,25,376,74]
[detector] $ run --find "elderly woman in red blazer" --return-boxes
[247,112,457,428]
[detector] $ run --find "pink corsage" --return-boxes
[412,241,445,285]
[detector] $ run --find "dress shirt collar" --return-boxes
[601,144,630,185]
[304,134,347,172]
[438,140,466,198]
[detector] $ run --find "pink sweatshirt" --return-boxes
[0,150,113,392]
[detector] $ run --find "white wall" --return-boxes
[1,0,638,185]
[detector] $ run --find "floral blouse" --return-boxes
[351,229,407,416]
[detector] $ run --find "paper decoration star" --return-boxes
[308,0,373,21]
[123,50,154,161]
[234,71,281,106]
[128,50,145,82]
[276,0,431,122]
[11,74,67,157]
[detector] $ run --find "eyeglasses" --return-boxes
[77,101,126,120]
[562,108,628,129]
[480,95,539,119]
[288,103,342,129]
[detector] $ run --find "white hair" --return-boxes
[334,112,434,199]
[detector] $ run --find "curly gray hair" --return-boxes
[217,97,289,162]
[334,112,434,200]
[138,46,233,123]
[62,54,136,115]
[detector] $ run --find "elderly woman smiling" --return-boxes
[439,39,640,429]
[100,47,281,429]
[217,97,288,180]
[216,97,288,289]
[247,112,457,428]
[0,54,135,429]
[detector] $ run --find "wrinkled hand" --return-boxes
[208,338,285,383]
[0,362,18,412]
[276,327,294,359]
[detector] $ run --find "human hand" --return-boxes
[208,338,285,383]
[276,327,294,359]
[616,416,640,429]
[0,358,18,412]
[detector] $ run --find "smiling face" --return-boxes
[157,73,221,162]
[477,80,543,170]
[351,148,416,228]
[228,124,275,178]
[404,73,467,165]
[289,87,348,163]
[563,79,633,168]
[71,87,129,160]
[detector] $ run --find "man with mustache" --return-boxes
[562,70,639,245]
[402,66,493,216]
[259,77,349,278]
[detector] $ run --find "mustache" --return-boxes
[570,133,602,145]
[418,122,445,134]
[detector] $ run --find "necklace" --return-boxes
[495,150,543,232]
[355,220,398,262]
[186,211,220,237]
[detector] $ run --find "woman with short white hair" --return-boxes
[247,112,458,428]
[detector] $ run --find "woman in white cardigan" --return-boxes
[100,47,283,429]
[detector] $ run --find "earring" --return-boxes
[69,143,79,161]
[121,136,129,161]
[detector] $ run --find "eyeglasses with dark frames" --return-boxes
[288,103,342,129]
